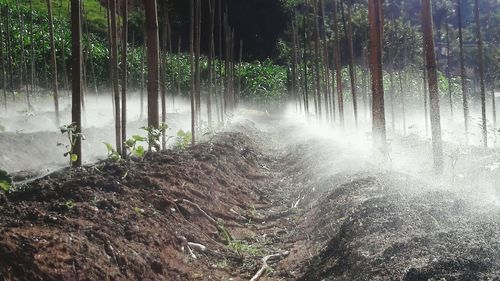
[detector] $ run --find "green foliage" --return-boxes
[175,130,192,150]
[141,123,168,152]
[58,123,84,166]
[237,59,287,105]
[227,240,263,257]
[104,142,121,162]
[0,169,12,193]
[124,135,147,158]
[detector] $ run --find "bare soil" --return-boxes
[1,114,500,280]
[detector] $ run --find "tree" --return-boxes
[474,0,487,148]
[110,0,121,154]
[369,0,386,153]
[341,0,358,128]
[333,0,344,126]
[422,0,444,172]
[121,0,128,156]
[190,0,196,145]
[457,0,469,141]
[144,0,160,132]
[71,0,82,167]
[47,0,60,126]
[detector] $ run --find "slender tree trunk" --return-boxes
[342,0,358,127]
[194,0,201,125]
[445,18,453,117]
[474,0,487,148]
[5,7,14,102]
[121,0,128,155]
[160,2,168,150]
[140,39,146,119]
[369,0,386,153]
[176,36,181,111]
[399,71,406,136]
[389,69,396,131]
[333,0,344,126]
[16,0,31,108]
[422,0,444,172]
[47,0,60,125]
[190,0,196,144]
[110,0,121,154]
[208,0,215,128]
[313,0,322,119]
[423,61,429,136]
[291,18,298,112]
[0,10,6,111]
[71,0,82,167]
[106,0,114,114]
[29,0,35,102]
[457,0,469,141]
[302,8,309,115]
[144,0,160,133]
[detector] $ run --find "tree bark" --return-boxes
[121,0,128,155]
[342,0,358,128]
[368,0,386,153]
[457,0,469,141]
[422,0,444,172]
[110,0,121,154]
[333,0,344,126]
[47,0,60,126]
[474,0,487,148]
[144,0,160,132]
[71,0,82,167]
[445,17,453,117]
[190,0,196,145]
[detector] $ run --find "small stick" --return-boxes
[175,199,217,225]
[250,251,289,281]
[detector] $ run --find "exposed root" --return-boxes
[250,251,290,281]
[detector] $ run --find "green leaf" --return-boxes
[104,142,114,152]
[132,135,146,142]
[71,154,78,162]
[134,145,145,158]
[0,169,12,193]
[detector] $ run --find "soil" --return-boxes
[1,112,500,280]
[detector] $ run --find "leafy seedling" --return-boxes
[104,142,121,162]
[124,135,147,158]
[0,169,12,193]
[175,129,192,150]
[58,123,85,166]
[141,123,168,152]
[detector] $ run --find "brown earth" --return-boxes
[1,116,500,281]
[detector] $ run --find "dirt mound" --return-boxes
[0,129,277,281]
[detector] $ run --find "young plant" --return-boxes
[175,129,192,150]
[104,142,122,162]
[0,169,12,193]
[58,123,85,166]
[141,123,168,152]
[124,135,147,158]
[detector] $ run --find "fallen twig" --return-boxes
[250,251,289,281]
[175,199,217,225]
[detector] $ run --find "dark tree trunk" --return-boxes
[190,0,196,144]
[333,0,344,126]
[121,0,128,155]
[302,8,309,115]
[368,0,386,153]
[342,0,358,128]
[313,0,321,119]
[474,0,487,148]
[71,0,82,167]
[457,0,469,140]
[47,0,60,126]
[445,18,453,117]
[422,0,444,172]
[110,0,121,154]
[0,9,6,111]
[144,0,160,134]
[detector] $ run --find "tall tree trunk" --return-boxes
[47,0,60,126]
[389,69,396,131]
[457,0,469,141]
[5,7,14,102]
[121,0,128,155]
[195,0,201,124]
[140,39,146,119]
[71,0,82,167]
[302,8,309,115]
[190,0,196,145]
[208,0,215,128]
[16,0,31,108]
[342,0,358,127]
[423,60,429,136]
[422,0,444,172]
[160,1,168,150]
[474,0,487,148]
[144,0,160,134]
[333,0,344,126]
[399,71,406,136]
[368,0,386,153]
[445,17,453,117]
[110,0,121,154]
[176,36,181,111]
[0,9,6,111]
[29,0,35,102]
[312,0,321,119]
